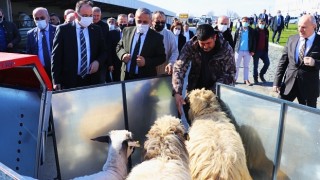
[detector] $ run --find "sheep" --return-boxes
[74,130,139,180]
[126,115,191,180]
[187,88,252,180]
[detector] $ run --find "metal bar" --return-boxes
[272,103,287,180]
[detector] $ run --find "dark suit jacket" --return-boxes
[116,27,166,80]
[188,30,195,40]
[222,29,234,50]
[51,21,107,88]
[270,15,284,31]
[0,20,21,52]
[108,29,122,81]
[273,34,320,99]
[26,24,56,79]
[178,34,186,53]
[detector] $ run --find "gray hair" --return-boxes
[152,11,166,21]
[92,7,101,13]
[135,8,152,19]
[32,7,49,17]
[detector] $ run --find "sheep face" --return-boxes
[188,88,221,121]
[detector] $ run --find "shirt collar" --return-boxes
[39,24,50,32]
[75,20,87,30]
[300,32,316,42]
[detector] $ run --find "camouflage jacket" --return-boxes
[172,34,235,95]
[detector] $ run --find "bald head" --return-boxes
[298,15,316,38]
[218,15,229,25]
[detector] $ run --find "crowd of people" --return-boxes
[0,1,319,108]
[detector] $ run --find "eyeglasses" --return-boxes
[155,21,166,25]
[34,16,46,21]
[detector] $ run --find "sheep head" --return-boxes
[91,130,140,158]
[188,88,221,121]
[144,115,189,162]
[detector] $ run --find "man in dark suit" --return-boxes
[116,8,166,81]
[285,13,290,29]
[183,23,194,42]
[92,6,110,83]
[108,14,128,82]
[26,7,56,80]
[259,9,269,26]
[273,15,320,108]
[0,8,21,53]
[270,10,284,44]
[217,15,234,50]
[51,0,107,90]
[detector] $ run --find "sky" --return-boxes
[140,0,276,17]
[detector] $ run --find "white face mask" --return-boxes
[108,24,115,30]
[128,17,134,22]
[136,24,149,34]
[258,24,265,29]
[36,20,47,30]
[218,24,228,32]
[78,14,92,28]
[242,22,249,27]
[173,29,181,35]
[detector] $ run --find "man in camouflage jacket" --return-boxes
[172,24,235,116]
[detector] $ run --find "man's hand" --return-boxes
[303,57,315,66]
[272,86,280,93]
[165,64,173,75]
[122,53,131,63]
[53,84,61,91]
[136,55,145,67]
[7,43,13,48]
[174,93,186,115]
[89,60,99,74]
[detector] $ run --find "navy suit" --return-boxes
[26,24,56,79]
[108,29,122,81]
[271,15,285,43]
[51,21,107,89]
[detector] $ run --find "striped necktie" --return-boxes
[298,38,308,64]
[79,27,87,78]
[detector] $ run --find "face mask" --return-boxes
[173,29,181,35]
[78,14,92,28]
[119,24,127,31]
[242,22,249,27]
[218,24,228,32]
[278,13,281,16]
[258,24,265,29]
[108,24,115,30]
[36,20,47,30]
[154,24,165,32]
[128,17,134,23]
[136,24,149,34]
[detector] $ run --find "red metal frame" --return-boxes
[0,53,52,90]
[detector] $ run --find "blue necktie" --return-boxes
[41,29,50,69]
[129,33,143,75]
[277,17,281,26]
[79,28,87,78]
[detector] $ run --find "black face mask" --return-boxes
[154,24,165,32]
[119,24,127,30]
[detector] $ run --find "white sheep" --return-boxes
[74,130,139,180]
[187,88,252,180]
[126,115,191,180]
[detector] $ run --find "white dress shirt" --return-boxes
[159,29,179,65]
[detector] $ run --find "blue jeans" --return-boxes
[253,50,270,78]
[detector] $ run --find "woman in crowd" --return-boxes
[170,21,186,53]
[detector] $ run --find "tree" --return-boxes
[226,10,240,19]
[206,11,215,17]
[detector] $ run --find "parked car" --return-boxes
[289,17,298,24]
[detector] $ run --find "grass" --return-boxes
[269,24,298,46]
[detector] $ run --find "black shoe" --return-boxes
[253,77,259,84]
[259,74,267,83]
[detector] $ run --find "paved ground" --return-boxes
[235,43,320,109]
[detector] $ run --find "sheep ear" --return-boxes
[91,135,111,143]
